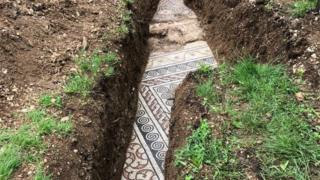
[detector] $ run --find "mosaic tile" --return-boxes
[122,42,215,180]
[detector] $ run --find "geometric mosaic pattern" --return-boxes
[122,41,215,180]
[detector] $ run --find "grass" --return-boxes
[197,63,213,77]
[0,145,22,180]
[34,165,51,180]
[64,74,93,96]
[175,120,244,179]
[177,57,320,179]
[0,109,72,179]
[39,94,62,108]
[65,51,119,96]
[27,110,72,136]
[291,0,317,17]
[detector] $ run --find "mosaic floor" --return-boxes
[121,41,215,180]
[122,0,215,179]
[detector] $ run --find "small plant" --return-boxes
[104,52,119,65]
[0,125,42,150]
[291,0,317,17]
[175,120,242,179]
[105,66,115,77]
[27,110,72,136]
[34,164,51,180]
[64,74,93,96]
[39,94,63,108]
[197,63,213,77]
[117,24,129,35]
[196,80,219,107]
[0,145,22,180]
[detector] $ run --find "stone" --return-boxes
[295,92,304,102]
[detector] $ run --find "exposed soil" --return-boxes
[184,0,320,88]
[0,0,159,179]
[165,0,320,179]
[165,74,205,179]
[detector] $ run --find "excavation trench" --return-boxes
[86,0,315,179]
[88,1,160,179]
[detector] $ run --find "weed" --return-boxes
[0,145,22,180]
[39,94,63,108]
[34,164,51,180]
[197,63,213,77]
[64,74,93,96]
[0,125,42,150]
[122,10,133,23]
[175,120,243,179]
[196,80,219,109]
[77,53,105,75]
[105,66,115,77]
[104,52,119,65]
[27,110,72,136]
[191,58,320,179]
[291,0,317,17]
[117,24,129,35]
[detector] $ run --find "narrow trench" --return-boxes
[121,0,215,179]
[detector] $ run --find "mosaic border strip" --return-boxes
[122,57,214,180]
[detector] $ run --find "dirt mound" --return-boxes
[165,74,205,179]
[0,0,159,179]
[184,0,319,87]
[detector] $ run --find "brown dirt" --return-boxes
[165,0,320,179]
[184,0,320,88]
[165,74,205,180]
[0,0,159,179]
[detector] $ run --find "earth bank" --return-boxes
[0,0,159,179]
[165,0,320,179]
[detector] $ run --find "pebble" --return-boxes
[73,149,78,153]
[311,53,317,59]
[1,68,8,74]
[295,92,304,102]
[307,47,315,53]
[61,116,69,122]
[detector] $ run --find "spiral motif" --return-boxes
[146,133,159,141]
[156,151,166,161]
[136,110,145,117]
[141,124,154,133]
[151,142,164,151]
[137,117,149,124]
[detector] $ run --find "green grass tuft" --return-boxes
[34,165,51,180]
[0,125,42,150]
[27,110,72,136]
[64,74,93,96]
[0,145,22,180]
[175,120,243,179]
[39,94,63,108]
[291,0,317,17]
[191,58,320,179]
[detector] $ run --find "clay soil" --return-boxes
[166,0,320,179]
[0,0,159,179]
